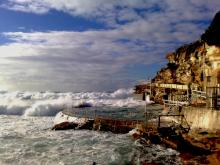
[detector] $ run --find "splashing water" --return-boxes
[0,88,147,116]
[0,88,182,164]
[0,115,181,165]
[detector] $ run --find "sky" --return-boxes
[0,0,219,92]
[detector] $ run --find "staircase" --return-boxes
[161,94,190,133]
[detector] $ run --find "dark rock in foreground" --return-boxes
[52,122,78,130]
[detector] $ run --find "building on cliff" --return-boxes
[135,11,220,110]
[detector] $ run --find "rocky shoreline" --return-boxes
[52,110,220,164]
[133,11,220,164]
[52,11,220,164]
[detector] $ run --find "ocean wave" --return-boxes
[0,115,181,165]
[0,88,148,116]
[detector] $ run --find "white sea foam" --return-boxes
[0,115,181,165]
[53,111,88,125]
[0,88,148,116]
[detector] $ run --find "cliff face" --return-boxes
[151,11,220,102]
[134,11,220,102]
[153,11,220,87]
[153,40,205,87]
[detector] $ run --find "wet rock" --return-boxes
[207,151,220,165]
[52,122,78,130]
[129,124,146,139]
[76,120,94,130]
[74,102,92,108]
[178,131,220,164]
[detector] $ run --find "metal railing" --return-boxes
[192,90,206,99]
[163,99,189,106]
[158,114,190,133]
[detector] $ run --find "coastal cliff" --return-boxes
[154,11,220,84]
[150,11,220,102]
[153,40,205,85]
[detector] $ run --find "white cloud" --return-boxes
[0,30,162,91]
[2,0,220,26]
[0,0,220,91]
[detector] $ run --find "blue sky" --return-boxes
[0,0,219,92]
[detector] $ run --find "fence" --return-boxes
[206,87,220,110]
[161,86,220,110]
[155,83,188,90]
[191,90,206,99]
[158,114,190,133]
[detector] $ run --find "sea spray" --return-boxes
[0,115,181,165]
[0,89,181,165]
[0,88,148,116]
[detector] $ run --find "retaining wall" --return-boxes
[182,107,220,131]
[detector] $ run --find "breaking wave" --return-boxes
[0,88,148,116]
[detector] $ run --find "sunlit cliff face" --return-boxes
[206,45,220,69]
[204,45,220,86]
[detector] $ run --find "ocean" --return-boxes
[0,89,181,165]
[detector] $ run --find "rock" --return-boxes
[134,84,148,94]
[178,73,192,84]
[150,11,220,102]
[52,122,78,130]
[52,112,95,130]
[166,52,176,63]
[207,151,220,165]
[74,102,92,108]
[128,124,146,139]
[76,119,94,130]
[54,111,89,126]
[179,132,220,164]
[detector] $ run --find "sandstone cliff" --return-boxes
[153,40,205,86]
[150,11,220,102]
[153,11,220,84]
[134,11,220,102]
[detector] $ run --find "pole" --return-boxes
[145,102,147,127]
[203,42,206,90]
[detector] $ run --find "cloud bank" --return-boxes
[0,0,220,91]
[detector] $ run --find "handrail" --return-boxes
[192,90,206,99]
[158,114,190,133]
[163,99,189,106]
